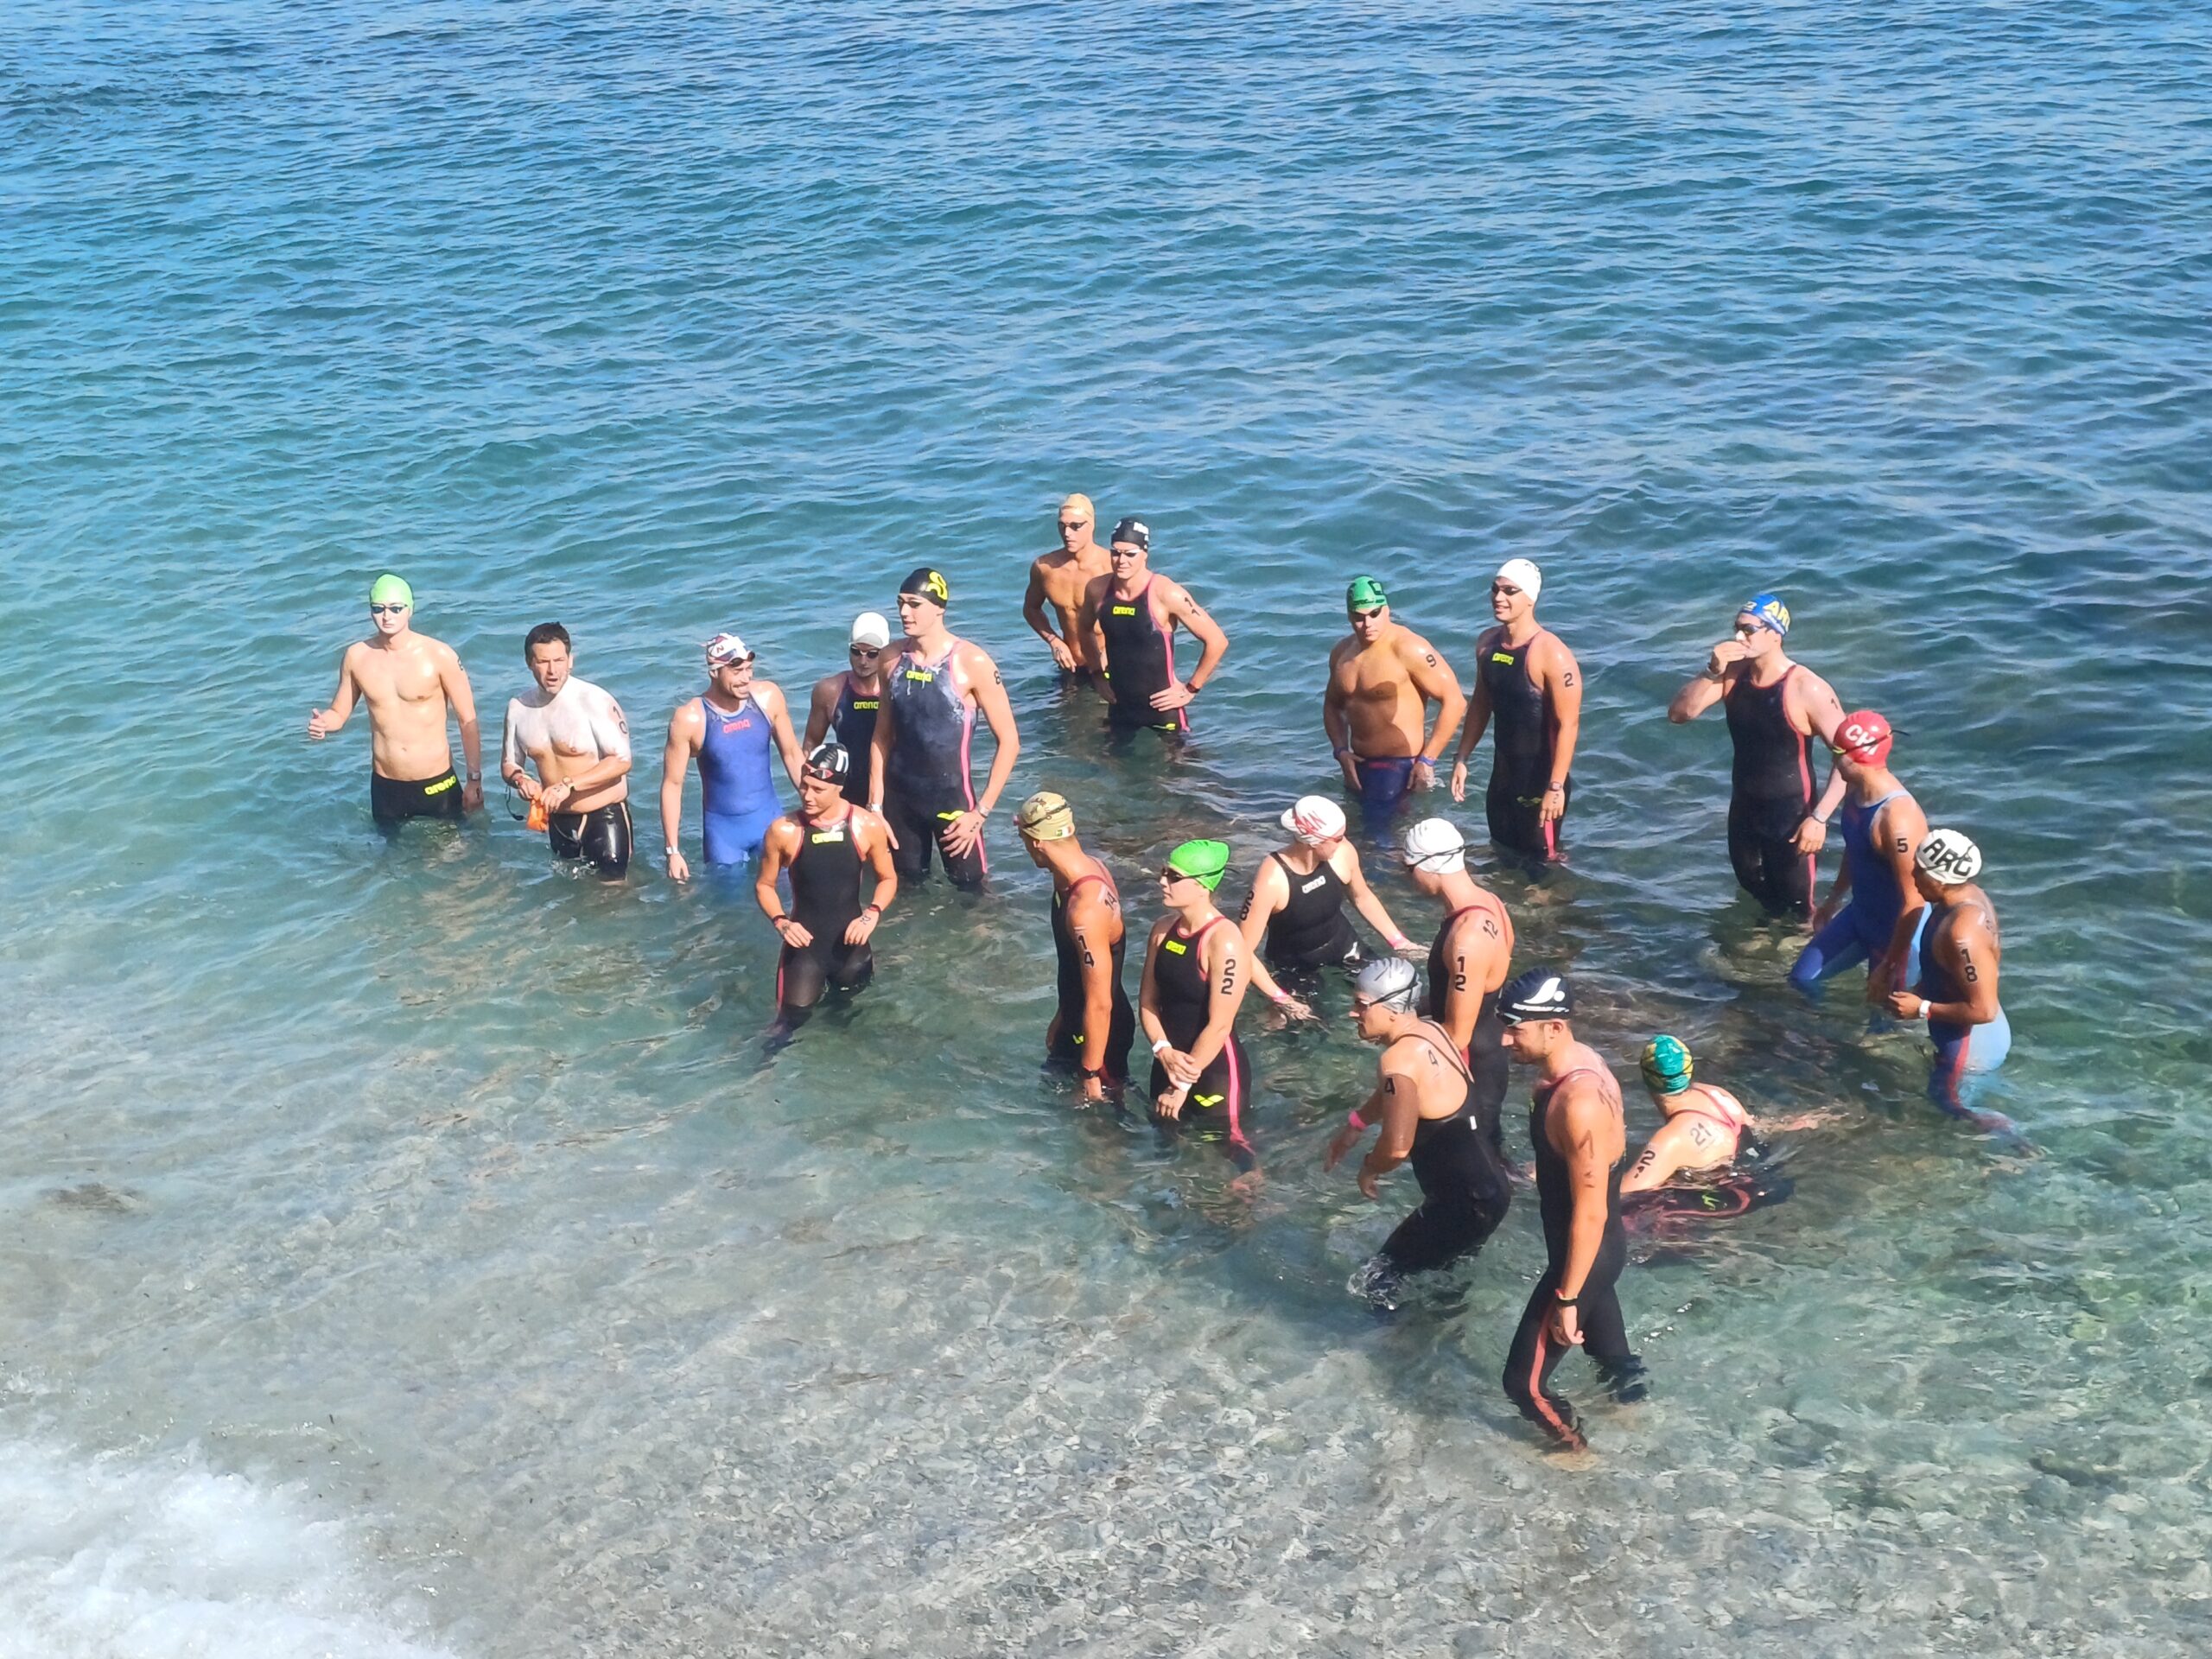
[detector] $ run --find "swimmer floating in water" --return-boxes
[1325,958,1514,1310]
[1619,1036,1794,1224]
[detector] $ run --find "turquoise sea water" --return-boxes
[5,2,2211,1653]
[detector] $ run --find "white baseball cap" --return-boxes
[850,611,892,649]
[1280,795,1347,844]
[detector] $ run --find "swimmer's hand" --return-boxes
[870,809,900,852]
[1809,896,1840,931]
[1883,989,1923,1020]
[1792,816,1827,855]
[942,809,987,857]
[1150,681,1194,712]
[1323,1123,1362,1173]
[511,772,544,803]
[1274,992,1317,1023]
[1538,783,1566,825]
[1338,750,1363,791]
[463,777,484,813]
[307,707,339,740]
[542,779,575,812]
[1356,1160,1385,1200]
[1449,759,1469,804]
[843,910,878,946]
[1412,756,1436,791]
[1047,635,1078,673]
[1161,1047,1203,1089]
[1154,1084,1190,1122]
[1391,937,1424,961]
[1080,1071,1108,1106]
[1866,957,1899,1007]
[664,846,691,882]
[1707,638,1749,677]
[778,918,816,949]
[1548,1300,1584,1348]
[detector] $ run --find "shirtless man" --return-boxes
[1077,518,1229,737]
[308,574,483,830]
[1400,817,1515,1154]
[804,612,893,807]
[1450,558,1581,864]
[867,568,1021,889]
[1325,576,1466,824]
[500,622,634,879]
[1022,493,1111,679]
[1666,594,1846,918]
[660,633,806,880]
[1885,830,2014,1131]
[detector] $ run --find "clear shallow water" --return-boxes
[4,1,2211,1653]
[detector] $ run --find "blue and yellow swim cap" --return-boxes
[1640,1035,1694,1095]
[1739,593,1790,636]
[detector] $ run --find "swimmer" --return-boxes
[308,574,484,829]
[1450,559,1580,864]
[499,623,634,879]
[1324,958,1514,1307]
[867,568,1021,890]
[804,612,893,808]
[1788,712,1929,1006]
[1619,1036,1796,1225]
[660,633,805,879]
[1885,830,2014,1131]
[1021,493,1113,678]
[1400,817,1516,1156]
[1324,576,1467,824]
[1140,839,1259,1173]
[1238,797,1421,1020]
[1076,518,1228,737]
[1018,791,1135,1103]
[1665,594,1846,918]
[1497,970,1647,1450]
[755,743,897,1033]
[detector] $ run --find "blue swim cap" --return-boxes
[1739,594,1790,636]
[1640,1035,1694,1095]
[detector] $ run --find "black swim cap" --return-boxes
[803,741,850,780]
[899,567,951,606]
[1109,518,1149,552]
[1497,969,1573,1025]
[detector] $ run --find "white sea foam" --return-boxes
[0,1438,454,1659]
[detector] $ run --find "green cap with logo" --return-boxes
[1346,575,1388,613]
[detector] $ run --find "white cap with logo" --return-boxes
[1281,795,1347,845]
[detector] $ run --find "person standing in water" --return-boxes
[1238,796,1421,1020]
[659,633,805,880]
[1399,817,1515,1155]
[868,568,1021,890]
[1325,957,1514,1308]
[1451,558,1581,864]
[754,743,897,1034]
[1324,576,1466,825]
[1497,969,1647,1451]
[1666,594,1847,918]
[1788,711,1928,1005]
[499,623,634,879]
[1017,791,1135,1103]
[1022,493,1112,680]
[1077,518,1229,738]
[1886,830,2014,1130]
[308,574,484,829]
[804,612,893,808]
[1141,839,1258,1173]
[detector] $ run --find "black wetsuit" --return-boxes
[882,643,985,888]
[1421,899,1510,1156]
[1477,629,1567,861]
[830,676,881,808]
[1372,1023,1513,1280]
[1724,664,1815,918]
[1257,852,1360,970]
[550,801,632,878]
[1100,578,1186,735]
[1048,864,1135,1083]
[1503,1065,1644,1449]
[371,767,466,830]
[1146,915,1255,1169]
[776,808,874,1022]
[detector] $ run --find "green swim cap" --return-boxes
[1640,1035,1694,1095]
[1166,837,1230,892]
[1346,575,1388,612]
[370,574,414,608]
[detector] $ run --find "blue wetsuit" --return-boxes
[696,695,779,866]
[1916,899,2012,1122]
[1789,787,1925,997]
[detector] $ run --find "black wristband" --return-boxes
[1553,1288,1580,1306]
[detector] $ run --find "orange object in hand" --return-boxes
[525,798,550,833]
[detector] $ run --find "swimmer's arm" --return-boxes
[565,693,634,791]
[967,650,1020,817]
[867,686,895,811]
[753,822,795,918]
[1181,930,1251,1073]
[1067,897,1115,1090]
[1620,1121,1694,1195]
[760,683,805,794]
[1403,632,1467,760]
[1871,803,1929,994]
[1342,846,1414,952]
[859,813,899,914]
[1667,662,1728,722]
[1076,578,1109,690]
[1452,636,1495,764]
[1169,584,1228,692]
[1235,861,1294,1007]
[1813,847,1854,922]
[1928,919,2000,1027]
[803,676,836,749]
[1136,918,1171,1051]
[1553,1088,1613,1300]
[1021,561,1065,654]
[1541,637,1582,789]
[499,701,528,787]
[1322,655,1355,772]
[1359,1063,1420,1182]
[658,702,701,856]
[438,646,484,790]
[309,645,362,736]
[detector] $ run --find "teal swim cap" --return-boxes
[370,574,414,608]
[1165,838,1230,892]
[1640,1035,1694,1095]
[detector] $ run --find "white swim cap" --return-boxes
[1353,957,1421,1013]
[1495,557,1542,602]
[850,611,892,648]
[1916,828,1983,886]
[1402,817,1465,874]
[703,632,752,665]
[1281,795,1346,845]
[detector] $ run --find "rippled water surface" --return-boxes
[5,3,2211,1654]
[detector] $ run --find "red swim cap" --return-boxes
[1833,710,1893,766]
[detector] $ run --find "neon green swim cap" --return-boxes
[1346,575,1388,611]
[370,574,414,608]
[1640,1035,1694,1095]
[1166,837,1230,892]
